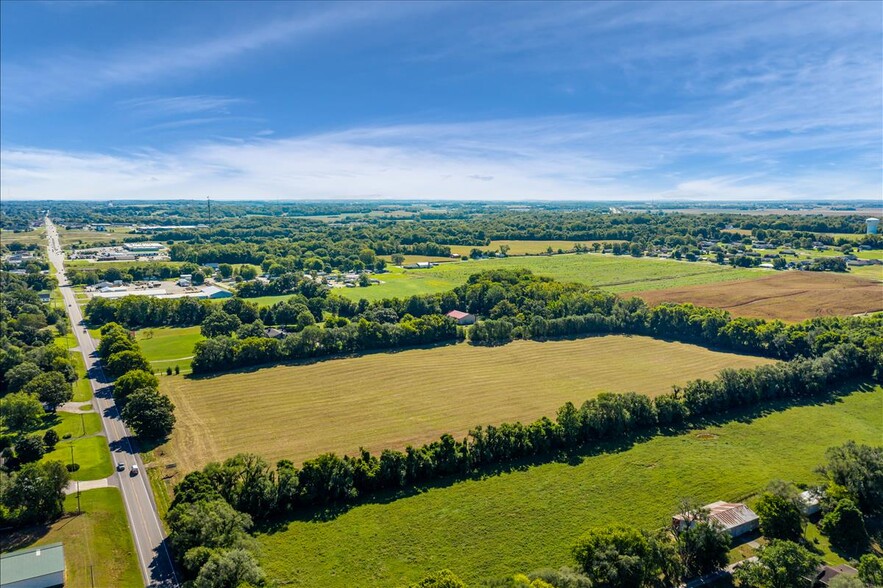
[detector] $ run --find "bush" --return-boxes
[15,433,46,463]
[66,463,81,472]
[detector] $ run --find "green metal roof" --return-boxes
[0,542,65,584]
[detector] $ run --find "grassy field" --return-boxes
[58,227,140,247]
[0,227,45,246]
[136,326,203,373]
[158,336,773,475]
[336,254,768,302]
[55,332,93,402]
[635,271,883,322]
[256,385,883,587]
[447,240,625,256]
[0,488,141,588]
[43,436,112,481]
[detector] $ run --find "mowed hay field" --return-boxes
[257,386,883,587]
[636,271,883,322]
[160,336,773,474]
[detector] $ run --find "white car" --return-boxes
[130,464,139,476]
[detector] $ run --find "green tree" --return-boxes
[391,253,406,266]
[755,493,804,541]
[818,442,883,514]
[192,548,264,588]
[734,540,821,588]
[672,502,731,578]
[408,569,467,588]
[201,311,242,338]
[15,433,46,463]
[22,371,71,411]
[106,350,151,377]
[819,499,869,552]
[191,270,206,286]
[858,554,883,586]
[2,461,70,524]
[238,265,258,280]
[43,428,59,450]
[167,499,253,555]
[121,389,176,439]
[828,575,864,588]
[113,369,159,403]
[4,361,42,393]
[217,263,233,279]
[0,392,45,431]
[571,525,675,587]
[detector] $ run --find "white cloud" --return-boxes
[2,111,880,201]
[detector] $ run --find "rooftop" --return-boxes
[0,542,65,584]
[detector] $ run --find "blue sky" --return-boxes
[1,1,881,201]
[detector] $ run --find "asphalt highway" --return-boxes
[45,217,179,587]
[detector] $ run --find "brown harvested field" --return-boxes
[158,336,773,475]
[635,271,883,322]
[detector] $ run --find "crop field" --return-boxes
[256,385,882,587]
[446,240,625,256]
[338,254,767,302]
[635,271,883,322]
[158,336,773,475]
[135,326,203,373]
[1,488,141,588]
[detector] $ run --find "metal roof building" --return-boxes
[0,542,65,588]
[672,501,760,538]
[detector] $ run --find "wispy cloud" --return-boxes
[1,2,436,108]
[119,95,246,117]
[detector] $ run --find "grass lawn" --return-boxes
[135,326,203,373]
[54,332,93,402]
[158,335,773,475]
[42,411,102,439]
[42,436,112,481]
[446,239,625,256]
[0,488,141,588]
[335,254,767,302]
[58,228,140,247]
[256,386,883,587]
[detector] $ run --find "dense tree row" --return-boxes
[98,323,176,439]
[191,314,461,373]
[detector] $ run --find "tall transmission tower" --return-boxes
[206,195,212,228]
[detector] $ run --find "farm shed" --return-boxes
[814,564,858,586]
[0,543,65,588]
[446,310,476,325]
[672,501,759,538]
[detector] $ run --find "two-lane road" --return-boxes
[45,217,179,587]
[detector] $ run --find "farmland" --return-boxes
[635,271,883,322]
[158,335,774,475]
[336,254,767,302]
[256,385,883,587]
[58,227,140,247]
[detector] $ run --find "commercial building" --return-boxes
[0,543,65,588]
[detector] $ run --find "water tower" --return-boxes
[867,218,880,235]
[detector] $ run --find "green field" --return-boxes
[338,254,767,302]
[54,333,93,402]
[136,326,204,373]
[159,336,773,476]
[0,488,141,588]
[257,386,883,587]
[0,227,45,246]
[447,239,625,256]
[59,227,140,247]
[42,436,112,481]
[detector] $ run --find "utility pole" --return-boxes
[206,195,212,229]
[76,480,81,514]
